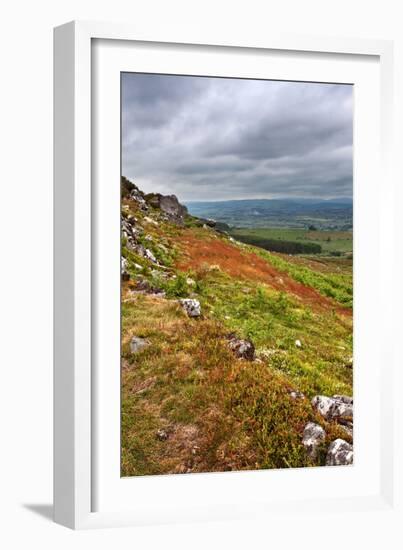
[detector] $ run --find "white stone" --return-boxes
[144,248,157,263]
[326,439,353,466]
[302,422,326,459]
[295,339,302,348]
[311,395,353,421]
[121,256,128,274]
[179,298,201,318]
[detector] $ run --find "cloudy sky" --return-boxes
[122,73,353,202]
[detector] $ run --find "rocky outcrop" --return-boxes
[122,215,143,250]
[227,335,255,361]
[145,193,188,224]
[326,438,353,466]
[179,299,201,318]
[122,176,149,211]
[302,422,326,459]
[197,217,217,228]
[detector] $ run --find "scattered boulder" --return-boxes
[302,422,326,459]
[290,390,305,400]
[326,439,353,466]
[130,336,150,354]
[144,248,158,263]
[179,298,201,318]
[133,279,166,297]
[311,395,353,421]
[227,334,255,361]
[156,429,169,441]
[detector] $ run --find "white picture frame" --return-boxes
[54,21,398,531]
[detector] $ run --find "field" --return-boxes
[120,180,353,476]
[230,227,353,255]
[186,198,353,231]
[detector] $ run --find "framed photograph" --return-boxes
[54,21,397,530]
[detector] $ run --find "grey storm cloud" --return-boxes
[122,73,353,201]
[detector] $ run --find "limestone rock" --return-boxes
[179,298,201,318]
[156,429,168,441]
[302,422,326,459]
[144,248,158,264]
[227,336,255,361]
[121,256,128,273]
[130,336,150,354]
[145,193,188,224]
[311,395,353,421]
[121,256,130,280]
[326,439,353,466]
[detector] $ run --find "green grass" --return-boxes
[121,197,353,476]
[190,268,352,396]
[121,293,351,476]
[246,246,353,308]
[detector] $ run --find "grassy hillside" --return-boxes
[121,182,353,476]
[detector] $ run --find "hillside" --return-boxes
[121,177,353,476]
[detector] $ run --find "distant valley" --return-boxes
[185,198,353,231]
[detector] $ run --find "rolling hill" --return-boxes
[121,177,353,476]
[185,197,353,230]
